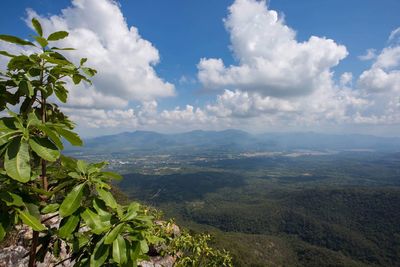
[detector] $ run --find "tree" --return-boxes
[0,18,167,266]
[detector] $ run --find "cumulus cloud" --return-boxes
[197,0,348,97]
[358,48,377,61]
[358,44,400,93]
[26,0,174,108]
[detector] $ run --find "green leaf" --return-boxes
[47,31,69,41]
[41,203,59,214]
[0,191,24,207]
[31,18,43,36]
[93,198,111,218]
[104,223,124,244]
[53,239,61,258]
[80,58,87,66]
[36,125,63,150]
[18,210,46,231]
[72,74,83,85]
[97,188,118,210]
[0,35,35,46]
[59,214,80,239]
[54,85,68,103]
[4,138,31,183]
[0,50,16,57]
[140,240,149,254]
[0,215,10,241]
[81,67,97,77]
[90,239,110,267]
[76,160,87,174]
[102,171,122,181]
[25,203,40,219]
[57,128,83,146]
[0,225,5,243]
[50,47,75,51]
[29,137,60,162]
[59,183,85,217]
[34,36,48,48]
[113,235,128,264]
[129,241,140,262]
[81,208,111,235]
[18,80,34,97]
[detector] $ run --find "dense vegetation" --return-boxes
[117,152,400,266]
[0,19,232,266]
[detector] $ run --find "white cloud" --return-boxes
[197,0,348,97]
[358,46,400,93]
[358,48,376,61]
[388,27,400,44]
[26,0,174,108]
[340,72,353,87]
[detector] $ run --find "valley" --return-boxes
[68,131,400,266]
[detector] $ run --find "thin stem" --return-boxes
[28,231,39,267]
[28,56,47,267]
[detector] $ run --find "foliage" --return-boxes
[0,18,232,267]
[153,220,232,267]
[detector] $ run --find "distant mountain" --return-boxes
[66,130,400,154]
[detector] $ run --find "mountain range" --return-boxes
[67,130,400,154]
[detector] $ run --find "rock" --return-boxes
[139,255,176,267]
[0,246,29,267]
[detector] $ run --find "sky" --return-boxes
[1,0,400,137]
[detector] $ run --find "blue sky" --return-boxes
[1,0,400,136]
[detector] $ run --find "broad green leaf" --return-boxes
[18,210,46,231]
[93,198,111,218]
[60,155,77,169]
[59,183,85,217]
[41,203,59,214]
[47,31,69,41]
[0,191,24,207]
[4,138,31,183]
[25,203,40,219]
[140,240,149,254]
[31,18,43,36]
[81,67,97,77]
[129,241,141,262]
[36,125,63,150]
[102,171,122,180]
[18,80,34,97]
[34,36,48,48]
[29,137,60,162]
[0,35,35,46]
[54,85,68,103]
[81,208,110,235]
[97,188,118,210]
[121,209,137,222]
[72,235,89,253]
[104,223,124,244]
[59,214,80,239]
[112,235,128,264]
[57,128,82,146]
[72,74,83,85]
[90,239,109,267]
[76,160,87,174]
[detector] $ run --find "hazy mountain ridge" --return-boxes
[67,130,400,154]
